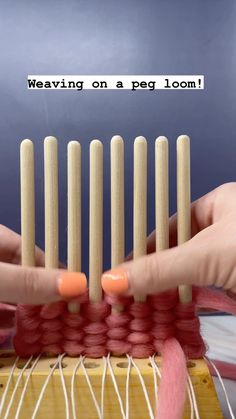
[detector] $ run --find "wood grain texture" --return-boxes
[67,141,81,273]
[155,136,169,252]
[110,136,125,268]
[177,135,192,303]
[110,136,125,314]
[89,140,103,303]
[133,136,147,303]
[20,139,35,267]
[0,353,223,419]
[44,136,59,269]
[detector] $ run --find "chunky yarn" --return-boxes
[13,286,236,419]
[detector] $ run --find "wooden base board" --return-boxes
[0,351,223,418]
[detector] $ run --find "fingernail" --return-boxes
[58,272,87,298]
[101,269,129,294]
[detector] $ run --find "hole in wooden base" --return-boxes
[44,353,59,358]
[116,362,129,368]
[84,362,99,369]
[187,361,196,368]
[50,362,67,369]
[0,384,3,388]
[17,362,32,370]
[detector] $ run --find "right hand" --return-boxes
[102,183,236,297]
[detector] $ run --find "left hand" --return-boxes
[0,224,48,328]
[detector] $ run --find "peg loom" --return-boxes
[0,352,222,418]
[0,134,228,418]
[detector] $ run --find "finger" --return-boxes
[126,184,234,262]
[145,189,216,255]
[0,262,87,305]
[102,238,212,296]
[0,225,65,268]
[0,225,44,265]
[125,214,178,261]
[126,190,214,260]
[146,214,178,254]
[126,212,184,260]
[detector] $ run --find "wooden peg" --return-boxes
[133,136,147,302]
[20,139,35,267]
[111,135,125,268]
[89,140,103,303]
[177,135,192,303]
[67,141,82,314]
[44,136,59,269]
[155,137,169,252]
[111,135,125,313]
[67,141,81,273]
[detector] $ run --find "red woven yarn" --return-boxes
[13,287,236,358]
[13,287,236,419]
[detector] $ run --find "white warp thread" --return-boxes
[107,353,126,419]
[148,356,158,406]
[125,355,132,419]
[0,353,214,419]
[187,373,199,419]
[14,355,41,419]
[0,356,19,416]
[59,354,70,419]
[71,355,83,419]
[128,356,154,419]
[149,356,161,400]
[186,381,194,419]
[101,356,108,418]
[31,355,60,419]
[80,358,103,419]
[204,356,235,419]
[3,356,33,419]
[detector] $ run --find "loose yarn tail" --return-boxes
[207,359,236,380]
[195,287,236,380]
[156,337,187,419]
[194,287,236,315]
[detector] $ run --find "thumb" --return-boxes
[102,241,209,296]
[0,262,87,305]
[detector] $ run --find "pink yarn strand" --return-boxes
[194,287,236,314]
[206,359,236,381]
[156,338,187,419]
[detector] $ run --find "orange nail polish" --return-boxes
[101,269,129,295]
[58,272,87,298]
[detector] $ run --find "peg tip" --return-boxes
[111,135,124,144]
[90,139,103,148]
[44,136,58,144]
[156,136,168,144]
[68,140,81,149]
[134,136,147,145]
[177,135,190,145]
[20,139,33,149]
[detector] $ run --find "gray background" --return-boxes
[0,0,235,274]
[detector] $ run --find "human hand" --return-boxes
[102,183,236,297]
[0,225,86,317]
